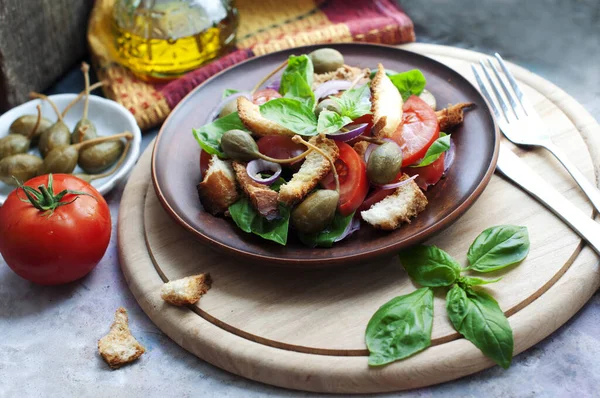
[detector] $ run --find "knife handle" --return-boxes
[497,148,600,255]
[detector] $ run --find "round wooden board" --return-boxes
[118,44,600,393]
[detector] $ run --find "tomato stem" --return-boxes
[16,174,96,215]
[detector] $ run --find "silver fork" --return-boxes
[472,53,600,214]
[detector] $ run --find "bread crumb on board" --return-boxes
[98,307,145,369]
[160,274,212,306]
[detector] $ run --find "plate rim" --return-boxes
[151,42,500,266]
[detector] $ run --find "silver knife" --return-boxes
[496,144,600,255]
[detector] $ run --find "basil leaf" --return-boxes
[222,88,239,99]
[467,225,530,272]
[281,72,315,109]
[389,69,427,101]
[459,276,502,287]
[410,133,451,168]
[259,98,318,136]
[280,54,313,94]
[317,110,353,135]
[446,285,513,369]
[331,84,372,120]
[399,245,461,287]
[297,212,355,248]
[366,287,434,366]
[192,112,248,157]
[228,196,290,245]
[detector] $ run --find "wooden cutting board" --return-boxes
[117,43,600,393]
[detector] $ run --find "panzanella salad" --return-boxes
[193,48,471,247]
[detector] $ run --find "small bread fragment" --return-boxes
[197,155,239,215]
[360,174,428,230]
[232,161,279,220]
[278,135,339,206]
[160,274,212,306]
[371,63,403,139]
[436,102,473,131]
[98,307,145,369]
[237,96,295,137]
[353,140,370,161]
[312,64,370,87]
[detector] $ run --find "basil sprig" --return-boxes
[389,69,427,101]
[297,211,355,248]
[466,225,530,272]
[366,287,434,366]
[410,133,451,168]
[228,196,290,246]
[317,110,352,135]
[280,54,313,94]
[316,84,372,135]
[281,72,315,109]
[446,285,513,369]
[366,225,529,369]
[259,98,317,136]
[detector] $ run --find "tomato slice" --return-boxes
[405,152,445,191]
[321,141,369,216]
[391,95,440,166]
[252,89,282,105]
[358,187,395,212]
[257,136,306,161]
[199,149,211,178]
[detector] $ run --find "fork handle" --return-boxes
[542,141,600,214]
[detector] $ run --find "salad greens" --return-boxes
[259,98,318,136]
[389,69,427,101]
[330,84,372,120]
[297,211,355,248]
[229,197,290,246]
[366,225,529,369]
[222,88,239,99]
[316,110,353,135]
[192,112,249,158]
[280,54,314,94]
[410,133,451,168]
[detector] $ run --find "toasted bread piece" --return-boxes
[197,155,239,215]
[278,135,339,206]
[360,174,428,230]
[312,65,370,88]
[436,102,473,131]
[232,161,280,220]
[371,64,403,139]
[161,274,212,306]
[353,141,370,161]
[237,97,296,137]
[98,307,145,369]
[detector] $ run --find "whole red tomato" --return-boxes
[0,174,111,285]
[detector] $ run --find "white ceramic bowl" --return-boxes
[0,94,141,204]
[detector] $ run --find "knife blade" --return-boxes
[496,144,600,255]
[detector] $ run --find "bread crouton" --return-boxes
[371,64,403,139]
[278,135,339,206]
[353,141,370,161]
[98,307,145,369]
[237,96,296,137]
[436,102,473,131]
[360,174,428,230]
[197,155,239,215]
[312,64,370,88]
[232,161,280,220]
[161,274,212,306]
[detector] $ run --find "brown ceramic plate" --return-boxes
[152,43,499,268]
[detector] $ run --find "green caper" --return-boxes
[0,135,31,160]
[309,48,344,74]
[291,190,340,233]
[220,129,260,161]
[78,140,125,174]
[369,68,398,79]
[367,142,403,185]
[218,99,238,119]
[0,154,43,185]
[42,145,79,174]
[419,89,437,110]
[71,119,98,143]
[38,122,71,158]
[9,115,52,145]
[314,98,341,118]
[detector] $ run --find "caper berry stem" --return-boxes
[30,92,64,122]
[356,136,385,145]
[27,105,43,141]
[291,134,340,193]
[257,148,313,165]
[251,60,288,95]
[81,62,91,120]
[72,131,134,151]
[61,81,106,118]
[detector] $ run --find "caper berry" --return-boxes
[219,99,238,119]
[39,122,71,158]
[71,118,98,144]
[78,140,125,174]
[291,190,339,233]
[220,129,260,161]
[9,115,52,145]
[0,154,43,185]
[309,48,344,74]
[314,98,341,118]
[0,135,31,161]
[42,145,79,174]
[367,142,403,185]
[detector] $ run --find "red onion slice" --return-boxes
[313,80,353,100]
[266,80,281,92]
[326,123,368,142]
[334,216,361,243]
[246,159,282,185]
[207,91,251,123]
[374,174,418,190]
[443,139,456,176]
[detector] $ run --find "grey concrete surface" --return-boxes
[1,1,599,397]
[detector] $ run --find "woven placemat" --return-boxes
[88,0,415,130]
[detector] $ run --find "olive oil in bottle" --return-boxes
[112,0,238,81]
